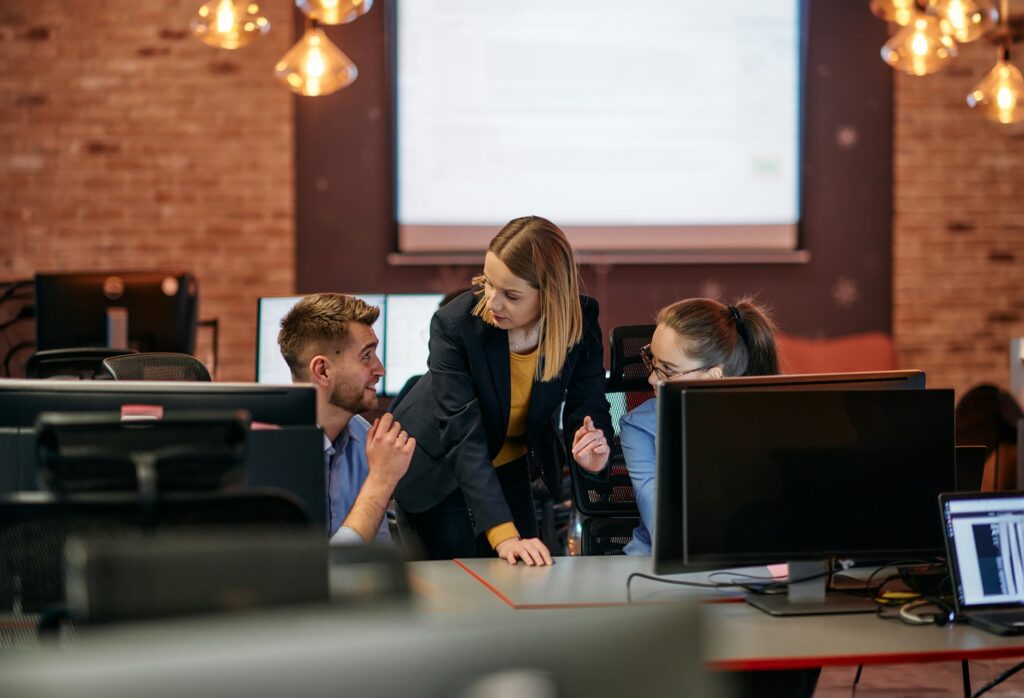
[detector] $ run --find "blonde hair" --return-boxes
[657,296,779,376]
[277,293,380,380]
[472,216,582,382]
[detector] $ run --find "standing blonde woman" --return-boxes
[392,216,613,565]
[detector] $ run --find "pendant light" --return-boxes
[967,0,1024,124]
[296,0,373,26]
[274,22,358,97]
[191,0,270,50]
[871,0,919,26]
[932,0,998,43]
[881,13,959,75]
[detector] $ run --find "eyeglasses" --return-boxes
[640,344,711,382]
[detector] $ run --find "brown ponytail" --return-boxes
[657,296,779,377]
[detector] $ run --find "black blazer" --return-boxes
[391,291,613,536]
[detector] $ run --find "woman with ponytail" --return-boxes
[622,297,779,555]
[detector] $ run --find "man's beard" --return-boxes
[328,378,377,415]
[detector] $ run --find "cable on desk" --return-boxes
[861,559,935,593]
[625,568,833,604]
[874,596,955,626]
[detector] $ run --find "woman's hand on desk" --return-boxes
[571,416,610,473]
[495,537,553,566]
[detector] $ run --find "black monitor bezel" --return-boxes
[0,379,316,428]
[653,372,947,575]
[34,271,199,354]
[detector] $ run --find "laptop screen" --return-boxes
[943,494,1024,610]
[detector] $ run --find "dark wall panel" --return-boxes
[297,1,892,339]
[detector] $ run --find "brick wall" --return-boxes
[892,22,1024,398]
[0,0,295,381]
[2,1,1022,397]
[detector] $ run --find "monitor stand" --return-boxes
[745,560,876,616]
[106,306,129,349]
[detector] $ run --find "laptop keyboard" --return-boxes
[973,611,1024,628]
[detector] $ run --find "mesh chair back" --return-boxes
[27,348,136,380]
[580,517,639,556]
[36,411,249,494]
[570,325,654,520]
[607,325,656,392]
[102,352,211,381]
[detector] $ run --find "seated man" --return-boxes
[278,293,415,544]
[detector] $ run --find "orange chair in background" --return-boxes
[775,331,897,375]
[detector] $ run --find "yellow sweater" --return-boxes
[485,347,538,549]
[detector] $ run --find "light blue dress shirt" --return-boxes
[620,398,657,556]
[324,414,391,544]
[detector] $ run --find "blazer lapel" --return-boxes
[527,361,568,434]
[483,324,511,438]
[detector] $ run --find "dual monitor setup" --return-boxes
[256,294,444,395]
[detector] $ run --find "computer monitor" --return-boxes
[0,379,316,428]
[653,371,926,573]
[34,272,199,354]
[0,380,324,524]
[255,293,444,395]
[660,369,927,393]
[654,384,955,613]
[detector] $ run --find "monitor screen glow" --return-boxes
[256,294,443,396]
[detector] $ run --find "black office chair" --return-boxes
[102,352,211,381]
[36,410,249,498]
[26,347,136,380]
[0,278,35,379]
[579,517,643,556]
[569,325,653,555]
[955,384,1022,490]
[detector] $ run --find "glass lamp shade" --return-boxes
[295,0,373,26]
[967,57,1024,124]
[274,27,357,96]
[870,0,919,26]
[881,15,959,75]
[932,0,997,42]
[191,0,270,50]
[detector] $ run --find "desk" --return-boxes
[706,602,1024,671]
[412,556,1024,672]
[452,555,750,608]
[406,560,507,613]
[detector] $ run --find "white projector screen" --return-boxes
[395,0,802,253]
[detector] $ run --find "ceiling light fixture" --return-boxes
[873,0,1024,124]
[191,0,271,50]
[191,0,368,96]
[967,0,1024,122]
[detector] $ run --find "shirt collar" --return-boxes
[321,420,363,454]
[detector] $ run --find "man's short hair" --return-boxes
[277,293,380,379]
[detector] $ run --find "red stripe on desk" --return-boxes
[710,645,1024,672]
[452,559,517,609]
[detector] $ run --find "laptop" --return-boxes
[941,491,1024,635]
